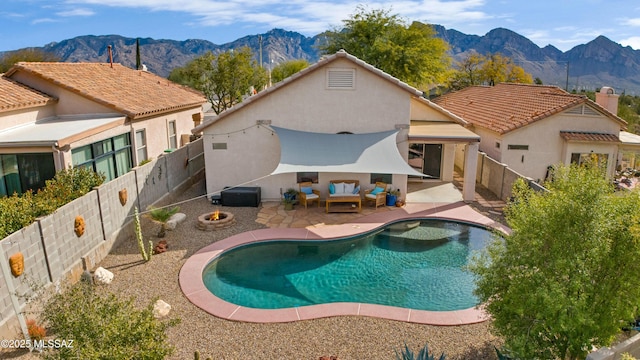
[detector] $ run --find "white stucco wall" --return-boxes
[201,58,414,200]
[499,111,621,180]
[0,106,56,130]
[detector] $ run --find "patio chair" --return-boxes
[364,182,388,208]
[298,181,320,208]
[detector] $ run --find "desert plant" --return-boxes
[26,319,46,341]
[395,342,445,360]
[146,205,180,238]
[42,281,177,359]
[134,207,152,261]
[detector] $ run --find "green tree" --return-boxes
[447,51,485,90]
[447,52,532,90]
[271,59,310,83]
[319,6,450,88]
[471,163,640,359]
[168,47,267,114]
[0,48,60,73]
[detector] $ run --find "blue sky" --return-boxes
[1,0,639,52]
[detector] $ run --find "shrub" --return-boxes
[395,342,445,360]
[0,191,36,239]
[41,281,176,359]
[0,167,104,239]
[33,167,105,216]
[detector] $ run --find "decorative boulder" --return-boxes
[166,213,186,230]
[93,266,114,285]
[153,299,171,318]
[154,240,168,254]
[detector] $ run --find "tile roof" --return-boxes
[5,62,206,119]
[0,75,57,114]
[559,131,620,142]
[432,83,626,134]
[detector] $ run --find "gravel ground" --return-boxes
[9,180,503,360]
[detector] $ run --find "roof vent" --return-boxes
[327,68,355,89]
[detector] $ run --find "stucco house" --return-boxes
[433,83,627,181]
[193,50,480,203]
[0,62,206,196]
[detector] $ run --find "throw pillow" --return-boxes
[301,186,313,195]
[344,182,355,194]
[334,182,345,194]
[329,183,335,194]
[353,185,360,194]
[371,186,384,195]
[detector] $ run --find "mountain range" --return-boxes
[14,25,640,94]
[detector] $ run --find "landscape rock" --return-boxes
[93,267,114,285]
[153,299,171,318]
[166,213,187,230]
[154,240,168,254]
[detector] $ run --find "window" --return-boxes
[0,153,55,196]
[571,152,609,168]
[135,130,148,165]
[507,144,529,150]
[371,173,392,184]
[72,134,132,182]
[168,120,177,149]
[297,172,318,183]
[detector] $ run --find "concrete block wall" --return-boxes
[0,138,205,337]
[97,171,137,241]
[39,191,104,281]
[136,157,170,211]
[0,222,50,325]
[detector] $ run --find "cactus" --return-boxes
[134,207,152,261]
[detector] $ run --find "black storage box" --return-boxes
[211,194,222,205]
[221,186,261,207]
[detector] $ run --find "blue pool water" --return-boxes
[202,219,493,311]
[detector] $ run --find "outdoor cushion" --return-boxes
[370,186,385,195]
[334,182,346,194]
[305,193,319,199]
[353,185,360,194]
[344,182,355,194]
[301,186,313,195]
[329,183,335,194]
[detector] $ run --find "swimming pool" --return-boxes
[202,219,492,312]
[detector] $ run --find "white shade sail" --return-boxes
[270,126,425,176]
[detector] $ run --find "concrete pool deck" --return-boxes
[179,199,509,325]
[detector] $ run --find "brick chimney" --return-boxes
[595,86,619,115]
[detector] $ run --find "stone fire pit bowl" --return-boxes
[197,211,236,231]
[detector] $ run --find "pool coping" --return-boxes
[179,201,509,325]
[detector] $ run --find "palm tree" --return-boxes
[145,206,180,238]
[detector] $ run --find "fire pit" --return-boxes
[197,209,236,231]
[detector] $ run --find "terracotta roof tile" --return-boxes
[433,83,624,134]
[559,131,620,142]
[6,62,205,119]
[0,75,57,113]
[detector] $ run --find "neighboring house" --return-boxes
[0,62,206,196]
[193,50,481,202]
[433,83,627,181]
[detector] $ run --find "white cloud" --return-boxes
[620,36,640,50]
[623,18,640,27]
[31,18,58,24]
[56,8,95,17]
[63,0,491,35]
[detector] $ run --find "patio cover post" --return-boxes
[463,142,479,202]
